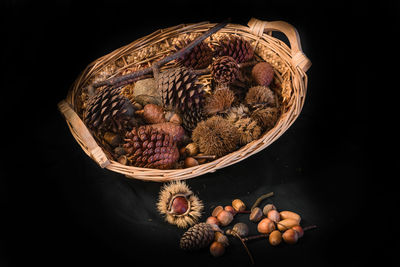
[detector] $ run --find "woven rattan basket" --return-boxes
[58,18,311,182]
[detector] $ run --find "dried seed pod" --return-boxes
[245,86,276,106]
[157,181,203,228]
[212,206,224,217]
[184,157,199,168]
[142,104,166,124]
[251,107,279,131]
[217,210,234,226]
[210,241,225,257]
[269,230,282,246]
[257,218,275,234]
[251,62,274,87]
[232,222,249,237]
[204,87,235,115]
[262,204,276,216]
[267,209,281,223]
[249,207,263,222]
[214,232,229,247]
[232,199,246,212]
[282,229,298,244]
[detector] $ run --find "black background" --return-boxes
[2,0,393,266]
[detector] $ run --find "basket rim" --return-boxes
[60,19,310,182]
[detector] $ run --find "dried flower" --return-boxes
[233,117,262,145]
[157,181,203,228]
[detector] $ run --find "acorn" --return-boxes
[257,218,275,234]
[184,157,199,168]
[224,205,237,216]
[292,225,304,238]
[212,206,224,217]
[232,222,249,237]
[217,210,234,226]
[269,230,282,246]
[232,199,246,212]
[185,143,199,156]
[262,204,276,216]
[267,209,280,223]
[206,216,220,226]
[249,207,263,222]
[214,232,229,247]
[210,241,225,257]
[282,229,298,244]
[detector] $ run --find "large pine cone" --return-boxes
[84,86,136,135]
[211,56,239,85]
[180,223,215,250]
[173,39,213,69]
[215,36,254,63]
[182,109,206,132]
[123,126,179,169]
[157,67,205,131]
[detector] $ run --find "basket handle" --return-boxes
[247,18,311,72]
[58,100,110,168]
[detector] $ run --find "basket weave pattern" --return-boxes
[58,18,311,182]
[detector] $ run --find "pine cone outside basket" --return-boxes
[215,36,254,63]
[84,86,136,135]
[173,39,213,69]
[211,56,239,85]
[180,223,215,250]
[123,126,179,169]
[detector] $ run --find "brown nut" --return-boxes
[185,143,199,156]
[269,230,282,246]
[292,225,304,238]
[224,205,237,216]
[232,222,249,237]
[214,232,229,247]
[257,218,275,234]
[282,229,298,244]
[211,206,224,217]
[249,207,263,222]
[277,219,300,231]
[262,204,276,216]
[184,157,199,168]
[217,210,234,226]
[280,211,301,224]
[206,216,220,226]
[267,209,280,223]
[232,199,246,212]
[210,241,225,257]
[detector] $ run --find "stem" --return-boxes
[242,225,318,242]
[88,20,229,91]
[251,192,274,211]
[236,210,251,214]
[232,232,255,265]
[192,155,216,160]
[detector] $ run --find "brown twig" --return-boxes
[87,20,229,92]
[251,192,274,211]
[242,225,318,242]
[230,231,255,265]
[192,155,216,160]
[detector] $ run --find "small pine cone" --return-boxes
[215,36,254,63]
[211,56,239,85]
[245,86,276,106]
[182,109,206,132]
[84,86,136,135]
[251,107,280,131]
[204,88,235,116]
[173,39,213,69]
[123,126,179,169]
[157,67,205,113]
[234,118,262,145]
[180,223,215,250]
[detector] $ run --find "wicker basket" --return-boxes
[58,18,311,182]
